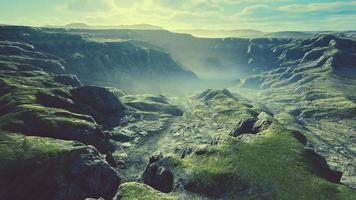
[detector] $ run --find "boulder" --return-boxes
[142,155,174,193]
[54,147,121,200]
[210,135,221,146]
[180,146,193,159]
[106,153,118,168]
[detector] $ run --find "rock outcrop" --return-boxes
[142,155,174,193]
[70,86,127,128]
[229,112,273,137]
[0,133,121,200]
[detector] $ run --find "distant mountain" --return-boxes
[64,23,91,29]
[265,31,312,39]
[172,29,317,39]
[46,23,163,30]
[174,29,265,38]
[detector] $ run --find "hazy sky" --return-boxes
[1,0,356,31]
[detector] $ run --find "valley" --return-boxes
[0,25,355,200]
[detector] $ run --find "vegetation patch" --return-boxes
[117,182,177,200]
[178,123,356,199]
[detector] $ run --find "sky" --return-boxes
[0,0,356,31]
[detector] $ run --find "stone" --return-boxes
[210,135,221,146]
[181,147,193,159]
[106,153,118,168]
[142,155,174,193]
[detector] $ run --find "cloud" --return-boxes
[240,4,270,15]
[277,1,356,13]
[66,0,114,12]
[49,0,356,31]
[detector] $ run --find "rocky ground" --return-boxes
[109,89,355,199]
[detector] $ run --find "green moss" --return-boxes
[0,131,98,200]
[117,182,177,200]
[122,94,183,116]
[0,131,79,169]
[192,91,258,130]
[179,123,356,199]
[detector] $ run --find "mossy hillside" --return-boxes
[193,89,258,130]
[0,68,69,114]
[236,69,356,188]
[117,182,177,200]
[0,131,83,199]
[0,131,120,200]
[0,66,120,153]
[121,94,183,117]
[177,122,356,199]
[0,132,75,166]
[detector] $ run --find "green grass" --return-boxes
[0,131,88,169]
[192,90,258,130]
[121,94,183,117]
[117,182,177,200]
[178,122,356,199]
[0,132,72,166]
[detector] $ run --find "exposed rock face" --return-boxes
[230,112,273,137]
[229,117,257,136]
[70,86,126,128]
[304,148,343,183]
[106,153,118,168]
[54,147,121,200]
[291,130,308,146]
[252,112,274,133]
[0,133,121,200]
[53,74,82,87]
[70,86,125,115]
[3,109,115,153]
[143,155,174,193]
[289,129,343,183]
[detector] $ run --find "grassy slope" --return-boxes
[178,122,355,200]
[191,89,258,130]
[118,182,177,200]
[119,90,355,199]
[0,131,88,199]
